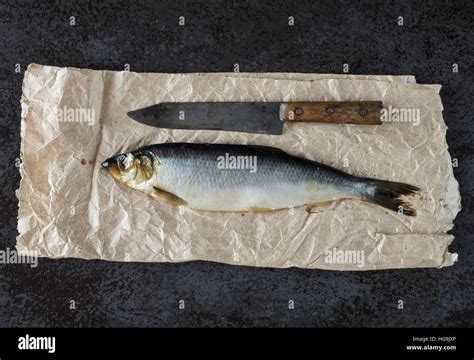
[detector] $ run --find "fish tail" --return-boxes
[362,179,420,216]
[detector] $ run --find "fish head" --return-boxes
[101,150,157,187]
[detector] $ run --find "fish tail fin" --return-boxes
[362,179,420,216]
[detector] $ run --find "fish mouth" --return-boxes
[101,157,116,169]
[101,157,123,182]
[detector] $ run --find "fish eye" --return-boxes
[117,153,134,171]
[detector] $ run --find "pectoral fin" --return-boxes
[150,187,187,206]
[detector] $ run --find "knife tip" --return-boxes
[127,110,139,120]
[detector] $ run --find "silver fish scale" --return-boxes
[147,143,359,195]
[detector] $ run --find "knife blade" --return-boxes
[127,101,383,135]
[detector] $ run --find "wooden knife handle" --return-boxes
[280,101,383,125]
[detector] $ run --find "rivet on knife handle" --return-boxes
[280,101,383,125]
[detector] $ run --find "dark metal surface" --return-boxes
[128,102,284,134]
[0,0,472,327]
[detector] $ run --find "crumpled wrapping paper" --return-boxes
[16,64,460,270]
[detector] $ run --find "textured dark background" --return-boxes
[0,0,472,327]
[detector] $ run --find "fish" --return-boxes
[101,143,420,215]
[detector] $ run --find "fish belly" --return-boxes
[157,172,350,211]
[186,184,312,211]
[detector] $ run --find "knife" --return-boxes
[127,101,383,135]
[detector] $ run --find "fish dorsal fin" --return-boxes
[245,145,289,155]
